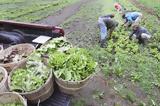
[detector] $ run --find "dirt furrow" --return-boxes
[129,0,160,20]
[36,0,91,26]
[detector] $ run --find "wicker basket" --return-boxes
[0,43,35,72]
[8,60,54,104]
[0,66,8,93]
[0,92,27,106]
[55,73,94,95]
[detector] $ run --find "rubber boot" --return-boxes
[100,39,107,48]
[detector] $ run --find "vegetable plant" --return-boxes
[10,53,51,92]
[37,37,72,55]
[0,102,23,106]
[49,48,97,81]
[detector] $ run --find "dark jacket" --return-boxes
[103,19,118,30]
[130,26,150,38]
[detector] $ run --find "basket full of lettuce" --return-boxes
[49,47,97,94]
[8,52,53,103]
[37,37,72,55]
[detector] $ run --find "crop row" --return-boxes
[105,0,160,105]
[0,0,79,22]
[15,0,78,22]
[0,0,24,5]
[0,1,60,20]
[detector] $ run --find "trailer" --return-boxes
[0,20,71,106]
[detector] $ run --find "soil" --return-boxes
[37,0,91,26]
[129,0,160,20]
[70,72,134,106]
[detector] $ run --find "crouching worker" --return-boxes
[122,11,142,27]
[130,25,151,44]
[98,14,119,48]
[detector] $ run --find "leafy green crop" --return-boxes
[49,48,97,81]
[37,37,72,55]
[10,60,51,92]
[0,102,23,106]
[0,0,80,22]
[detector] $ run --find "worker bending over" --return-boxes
[122,11,142,27]
[98,14,119,47]
[130,25,151,44]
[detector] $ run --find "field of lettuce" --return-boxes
[0,0,160,105]
[0,0,79,22]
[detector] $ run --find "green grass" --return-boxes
[0,0,80,22]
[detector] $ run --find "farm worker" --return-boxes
[98,14,119,48]
[122,11,143,27]
[114,3,122,12]
[129,24,151,44]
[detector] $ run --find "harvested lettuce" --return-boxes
[0,102,23,106]
[10,61,50,92]
[49,48,97,81]
[37,37,72,54]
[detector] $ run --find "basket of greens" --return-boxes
[49,48,97,94]
[0,43,35,72]
[0,67,8,93]
[0,92,27,106]
[37,37,72,55]
[8,53,54,104]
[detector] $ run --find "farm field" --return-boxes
[60,0,160,105]
[1,0,160,106]
[0,0,80,22]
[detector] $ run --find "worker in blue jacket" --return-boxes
[122,11,142,27]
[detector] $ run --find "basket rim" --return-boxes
[0,92,27,106]
[54,65,100,83]
[54,70,98,83]
[0,66,8,87]
[0,43,35,65]
[8,68,53,95]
